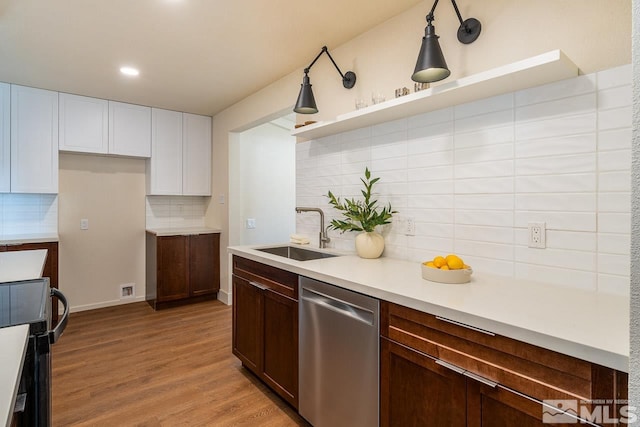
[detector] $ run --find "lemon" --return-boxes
[433,256,446,268]
[446,254,464,270]
[440,265,450,270]
[425,261,437,269]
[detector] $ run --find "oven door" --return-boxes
[16,287,69,427]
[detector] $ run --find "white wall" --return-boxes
[233,122,296,245]
[296,66,632,295]
[208,1,631,306]
[58,153,146,312]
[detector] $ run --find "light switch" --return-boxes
[80,219,89,230]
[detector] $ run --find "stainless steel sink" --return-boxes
[256,245,339,261]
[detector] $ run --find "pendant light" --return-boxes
[294,46,356,114]
[412,0,481,83]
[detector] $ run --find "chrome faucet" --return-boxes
[295,207,331,248]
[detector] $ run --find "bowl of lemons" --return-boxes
[421,254,472,284]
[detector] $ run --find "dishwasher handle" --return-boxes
[301,286,375,325]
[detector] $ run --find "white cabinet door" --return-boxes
[108,101,151,158]
[148,108,183,195]
[0,83,9,193]
[182,113,211,196]
[59,93,108,154]
[10,85,59,193]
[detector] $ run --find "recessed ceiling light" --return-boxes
[120,66,140,77]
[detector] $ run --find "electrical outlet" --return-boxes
[80,218,89,230]
[405,217,416,236]
[246,218,256,229]
[528,222,546,249]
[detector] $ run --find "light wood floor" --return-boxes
[52,300,310,427]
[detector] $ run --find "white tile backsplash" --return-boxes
[146,196,207,229]
[296,66,631,295]
[0,193,58,238]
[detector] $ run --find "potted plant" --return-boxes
[326,167,397,258]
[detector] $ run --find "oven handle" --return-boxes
[49,288,69,344]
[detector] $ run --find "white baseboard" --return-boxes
[217,289,231,306]
[69,296,146,313]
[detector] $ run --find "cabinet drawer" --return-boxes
[381,301,622,403]
[232,256,298,299]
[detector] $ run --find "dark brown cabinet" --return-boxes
[232,256,299,409]
[380,301,628,427]
[146,232,220,309]
[1,241,59,321]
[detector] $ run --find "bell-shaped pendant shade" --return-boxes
[293,74,318,114]
[411,23,451,83]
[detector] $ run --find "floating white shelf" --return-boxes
[292,50,579,141]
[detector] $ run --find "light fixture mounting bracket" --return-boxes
[304,46,357,90]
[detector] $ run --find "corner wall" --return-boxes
[208,0,631,304]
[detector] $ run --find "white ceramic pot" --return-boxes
[355,231,385,259]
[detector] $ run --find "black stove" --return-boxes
[0,278,68,427]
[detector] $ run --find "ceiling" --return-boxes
[0,0,422,116]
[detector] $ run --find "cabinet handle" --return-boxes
[435,359,466,374]
[436,359,498,388]
[249,281,269,291]
[435,316,496,336]
[463,370,498,388]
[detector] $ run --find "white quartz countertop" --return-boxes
[0,233,59,245]
[0,325,29,427]
[146,227,222,236]
[0,249,47,283]
[228,244,629,372]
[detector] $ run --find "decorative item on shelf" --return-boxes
[326,168,397,259]
[355,98,368,110]
[414,82,430,92]
[395,87,410,98]
[371,91,385,105]
[294,46,357,114]
[412,0,481,84]
[294,120,317,129]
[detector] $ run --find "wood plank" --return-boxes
[52,300,309,426]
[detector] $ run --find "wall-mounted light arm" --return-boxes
[294,46,357,114]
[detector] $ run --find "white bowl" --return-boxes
[421,264,473,284]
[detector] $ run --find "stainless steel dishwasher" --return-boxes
[299,276,379,427]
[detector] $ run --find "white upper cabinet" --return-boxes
[108,101,151,158]
[182,113,211,196]
[0,83,9,193]
[10,85,58,194]
[59,93,109,154]
[148,108,183,195]
[147,111,211,196]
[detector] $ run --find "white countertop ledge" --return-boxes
[0,249,47,283]
[228,244,629,372]
[0,325,29,427]
[146,227,222,236]
[0,233,59,245]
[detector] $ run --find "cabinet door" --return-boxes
[148,108,183,195]
[182,113,211,196]
[59,93,109,154]
[0,83,9,193]
[467,381,582,427]
[10,85,59,193]
[108,101,151,158]
[262,288,298,408]
[232,275,263,374]
[380,337,466,427]
[188,233,220,297]
[156,235,189,302]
